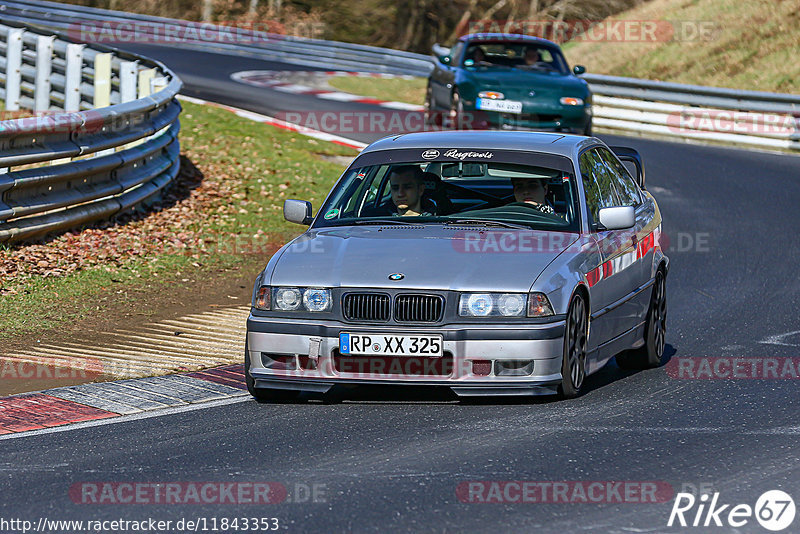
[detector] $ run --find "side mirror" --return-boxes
[598,206,635,230]
[610,146,646,189]
[573,65,586,75]
[284,199,313,225]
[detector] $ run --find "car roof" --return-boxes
[361,131,598,158]
[459,33,560,48]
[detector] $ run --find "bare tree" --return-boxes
[202,0,213,21]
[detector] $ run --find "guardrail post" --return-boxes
[5,29,23,112]
[34,35,55,113]
[125,68,156,148]
[138,68,155,99]
[120,61,139,103]
[93,53,112,108]
[64,44,84,112]
[94,53,113,156]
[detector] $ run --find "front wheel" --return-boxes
[245,343,300,402]
[616,270,667,369]
[558,293,588,399]
[447,89,463,130]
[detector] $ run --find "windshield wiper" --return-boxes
[352,218,424,226]
[443,219,530,229]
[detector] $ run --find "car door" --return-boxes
[595,146,654,326]
[578,148,636,365]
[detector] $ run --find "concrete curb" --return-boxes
[0,364,247,435]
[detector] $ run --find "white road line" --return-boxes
[379,101,425,111]
[0,395,251,441]
[271,84,315,93]
[316,92,364,102]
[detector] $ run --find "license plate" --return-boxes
[339,333,443,357]
[477,98,523,114]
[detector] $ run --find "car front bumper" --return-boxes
[246,315,566,396]
[463,102,591,133]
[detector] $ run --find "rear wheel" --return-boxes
[616,270,667,369]
[558,293,588,399]
[424,83,435,125]
[245,343,300,402]
[447,89,463,130]
[583,120,593,136]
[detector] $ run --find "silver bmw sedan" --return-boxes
[246,131,668,400]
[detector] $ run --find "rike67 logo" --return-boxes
[668,490,796,531]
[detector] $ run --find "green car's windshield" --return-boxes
[463,41,569,74]
[315,160,581,232]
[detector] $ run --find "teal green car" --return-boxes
[426,33,592,135]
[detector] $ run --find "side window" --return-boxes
[596,147,641,206]
[579,149,619,225]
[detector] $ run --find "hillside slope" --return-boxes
[563,0,800,93]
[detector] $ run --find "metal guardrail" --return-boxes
[583,73,800,151]
[0,0,434,77]
[5,0,797,152]
[0,19,182,244]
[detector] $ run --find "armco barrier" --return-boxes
[0,20,182,244]
[4,0,797,153]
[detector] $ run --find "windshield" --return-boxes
[463,41,570,74]
[315,156,581,232]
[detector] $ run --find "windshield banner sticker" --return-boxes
[443,149,494,160]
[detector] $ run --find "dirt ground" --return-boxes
[0,253,273,397]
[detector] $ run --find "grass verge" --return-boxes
[563,0,800,93]
[0,100,358,339]
[327,75,427,105]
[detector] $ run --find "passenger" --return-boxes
[388,165,434,216]
[467,46,487,65]
[510,177,555,214]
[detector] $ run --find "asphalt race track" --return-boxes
[2,45,800,532]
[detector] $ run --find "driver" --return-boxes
[510,177,554,214]
[388,165,434,216]
[523,47,541,66]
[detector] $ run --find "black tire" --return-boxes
[616,270,667,370]
[583,120,593,137]
[244,343,300,402]
[447,88,463,130]
[424,83,435,126]
[558,293,588,399]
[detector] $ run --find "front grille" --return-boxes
[343,293,390,322]
[394,294,444,323]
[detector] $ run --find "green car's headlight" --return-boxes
[560,97,585,106]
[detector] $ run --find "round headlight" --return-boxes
[303,289,331,312]
[497,294,526,316]
[467,293,493,316]
[274,288,302,310]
